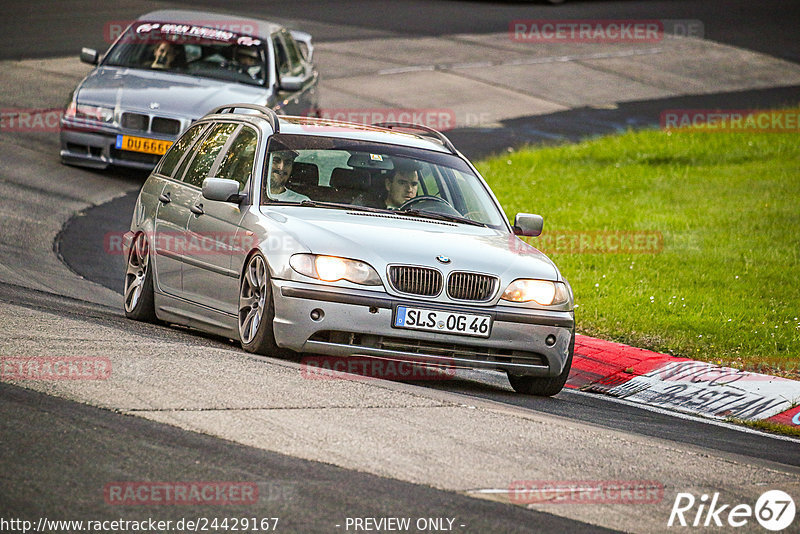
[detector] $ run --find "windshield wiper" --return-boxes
[396,209,487,227]
[299,200,385,213]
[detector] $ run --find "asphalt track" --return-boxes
[3,0,799,63]
[1,380,610,533]
[2,1,800,533]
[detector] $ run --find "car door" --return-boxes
[271,31,318,116]
[183,124,259,313]
[160,122,239,299]
[151,122,210,297]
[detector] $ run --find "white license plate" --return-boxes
[394,306,492,338]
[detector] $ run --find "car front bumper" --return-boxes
[272,279,574,377]
[60,123,171,170]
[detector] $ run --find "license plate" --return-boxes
[115,135,172,155]
[394,306,492,338]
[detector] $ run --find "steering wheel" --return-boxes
[398,195,453,211]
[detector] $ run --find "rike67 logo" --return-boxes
[668,490,795,531]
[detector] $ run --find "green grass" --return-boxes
[725,417,800,438]
[476,127,800,376]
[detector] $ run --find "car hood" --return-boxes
[266,207,560,282]
[76,66,270,119]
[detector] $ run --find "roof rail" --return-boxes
[371,122,457,154]
[209,103,280,133]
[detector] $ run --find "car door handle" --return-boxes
[158,192,171,204]
[190,203,204,215]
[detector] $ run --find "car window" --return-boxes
[215,126,258,191]
[261,134,506,228]
[158,123,207,178]
[181,123,238,188]
[272,34,291,77]
[418,164,441,197]
[103,22,267,87]
[282,31,304,73]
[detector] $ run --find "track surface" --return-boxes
[2,0,799,63]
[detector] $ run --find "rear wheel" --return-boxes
[123,232,157,322]
[507,334,574,396]
[238,253,287,357]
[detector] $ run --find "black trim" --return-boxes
[281,286,392,308]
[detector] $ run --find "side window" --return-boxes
[216,127,258,191]
[418,164,440,197]
[272,35,291,77]
[157,123,206,178]
[181,123,238,188]
[283,32,303,73]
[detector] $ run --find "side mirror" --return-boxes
[80,47,99,65]
[513,213,544,237]
[202,177,243,203]
[278,75,304,92]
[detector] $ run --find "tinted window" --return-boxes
[283,32,303,72]
[216,127,258,191]
[104,23,267,87]
[181,123,238,187]
[158,123,206,178]
[272,35,291,76]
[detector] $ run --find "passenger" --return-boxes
[268,150,310,202]
[235,46,263,80]
[383,159,420,209]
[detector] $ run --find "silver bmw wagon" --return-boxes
[123,105,575,395]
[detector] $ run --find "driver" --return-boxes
[384,160,420,209]
[267,150,309,202]
[235,46,263,80]
[150,41,181,69]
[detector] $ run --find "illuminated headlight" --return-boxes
[290,254,382,286]
[64,102,115,124]
[501,279,569,306]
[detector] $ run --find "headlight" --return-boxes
[501,279,569,306]
[64,102,115,124]
[290,254,382,286]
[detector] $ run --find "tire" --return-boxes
[507,333,574,396]
[238,252,289,357]
[123,232,157,322]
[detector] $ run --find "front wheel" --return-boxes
[124,232,157,322]
[507,334,574,396]
[238,253,288,357]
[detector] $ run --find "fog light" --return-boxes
[545,334,556,346]
[310,309,324,321]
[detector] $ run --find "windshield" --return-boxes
[103,22,268,86]
[262,134,507,229]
